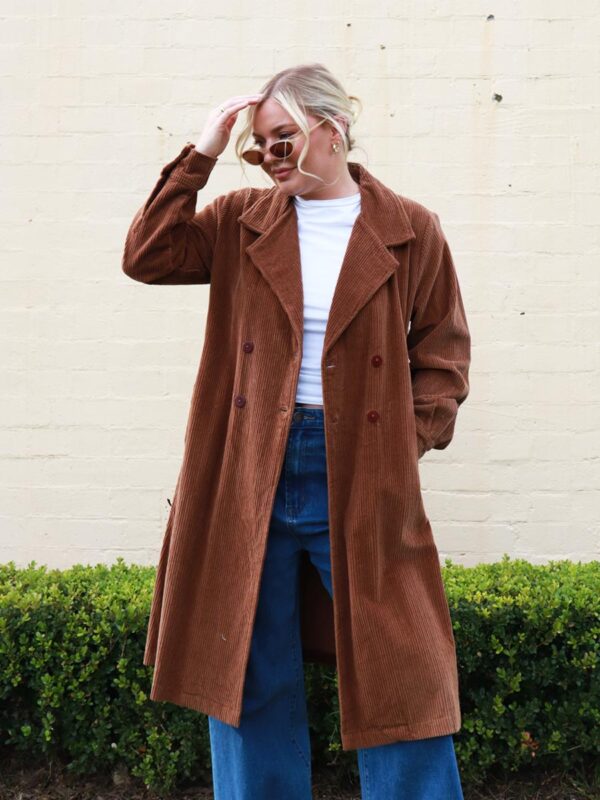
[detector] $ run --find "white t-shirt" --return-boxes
[292,189,361,404]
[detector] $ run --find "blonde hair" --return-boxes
[234,62,365,184]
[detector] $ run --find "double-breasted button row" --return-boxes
[237,342,253,407]
[367,354,383,421]
[235,351,383,418]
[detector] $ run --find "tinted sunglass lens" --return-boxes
[271,141,293,158]
[242,150,263,165]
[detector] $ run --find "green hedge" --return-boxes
[0,556,598,793]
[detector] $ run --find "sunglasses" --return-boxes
[241,118,328,165]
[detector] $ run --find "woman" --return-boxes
[122,63,470,799]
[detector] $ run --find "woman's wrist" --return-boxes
[194,143,220,159]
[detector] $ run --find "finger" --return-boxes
[216,102,259,125]
[217,94,263,112]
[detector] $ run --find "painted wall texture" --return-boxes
[2,3,599,568]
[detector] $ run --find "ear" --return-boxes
[330,115,348,138]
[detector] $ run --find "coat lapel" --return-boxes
[238,161,417,356]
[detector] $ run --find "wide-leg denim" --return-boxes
[208,406,464,800]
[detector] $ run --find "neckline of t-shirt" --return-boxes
[293,191,361,207]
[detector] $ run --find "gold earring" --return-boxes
[332,141,340,153]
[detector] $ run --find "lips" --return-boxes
[273,167,295,178]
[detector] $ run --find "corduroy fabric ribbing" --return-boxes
[121,142,471,750]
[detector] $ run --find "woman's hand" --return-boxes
[195,94,264,159]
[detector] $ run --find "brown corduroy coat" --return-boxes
[121,141,471,750]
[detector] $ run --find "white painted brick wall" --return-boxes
[2,3,599,570]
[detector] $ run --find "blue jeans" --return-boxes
[208,406,464,799]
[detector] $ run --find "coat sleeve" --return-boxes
[406,212,471,459]
[121,142,223,285]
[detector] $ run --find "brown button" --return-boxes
[234,394,246,407]
[242,341,254,353]
[371,355,382,367]
[367,410,379,422]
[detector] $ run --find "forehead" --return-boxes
[251,100,297,137]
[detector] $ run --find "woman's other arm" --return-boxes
[406,211,471,458]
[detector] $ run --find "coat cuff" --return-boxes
[414,417,430,459]
[159,142,219,188]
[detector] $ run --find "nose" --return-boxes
[264,153,291,173]
[263,147,281,166]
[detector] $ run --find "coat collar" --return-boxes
[237,161,416,357]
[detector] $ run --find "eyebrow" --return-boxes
[251,123,295,138]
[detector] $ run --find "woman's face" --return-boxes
[250,97,342,198]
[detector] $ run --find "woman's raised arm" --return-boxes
[121,144,221,285]
[121,93,263,285]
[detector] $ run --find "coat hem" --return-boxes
[147,676,461,750]
[148,682,240,725]
[340,711,461,750]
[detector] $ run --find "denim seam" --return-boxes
[359,748,371,799]
[284,436,296,530]
[288,587,311,772]
[298,431,307,513]
[285,426,309,549]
